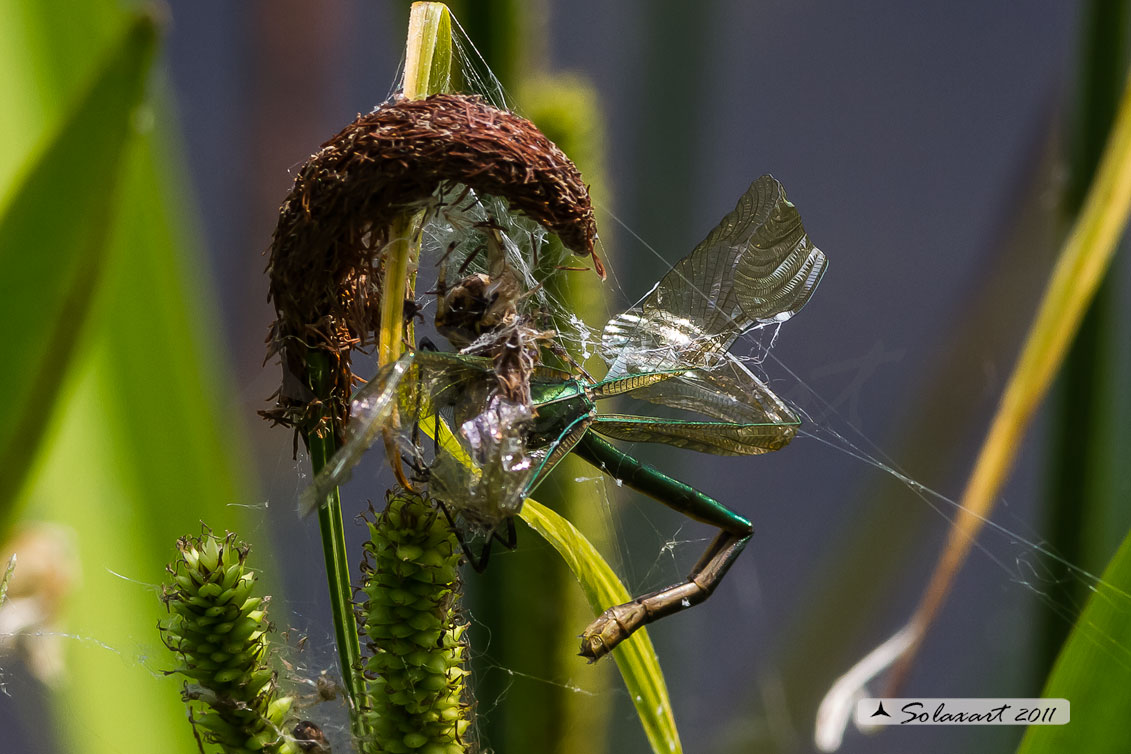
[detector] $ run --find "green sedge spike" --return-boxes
[358,489,471,754]
[0,555,14,607]
[160,530,301,754]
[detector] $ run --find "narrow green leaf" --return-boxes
[426,6,453,97]
[520,500,683,754]
[1017,528,1131,754]
[403,2,453,99]
[427,321,678,754]
[0,0,120,189]
[1041,0,1131,676]
[0,13,156,520]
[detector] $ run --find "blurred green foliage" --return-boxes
[1019,530,1131,753]
[0,3,263,752]
[1043,0,1131,675]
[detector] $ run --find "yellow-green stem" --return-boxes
[378,3,452,370]
[891,64,1131,690]
[378,212,423,366]
[366,3,457,749]
[303,7,453,737]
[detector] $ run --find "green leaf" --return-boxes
[0,13,156,519]
[520,499,683,754]
[1017,528,1131,754]
[425,6,453,97]
[35,111,263,754]
[0,0,120,189]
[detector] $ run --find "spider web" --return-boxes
[465,25,1130,750]
[383,24,1131,750]
[3,14,1128,754]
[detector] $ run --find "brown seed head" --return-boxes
[263,93,600,440]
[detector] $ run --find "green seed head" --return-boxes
[160,529,301,754]
[358,490,472,753]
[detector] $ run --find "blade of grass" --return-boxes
[520,500,683,754]
[1042,0,1131,675]
[0,0,117,188]
[1017,527,1131,753]
[431,417,682,754]
[403,2,453,107]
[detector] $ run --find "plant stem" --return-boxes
[404,3,454,103]
[305,351,367,738]
[378,3,452,373]
[303,6,453,738]
[377,213,420,367]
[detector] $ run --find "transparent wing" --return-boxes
[591,415,795,456]
[298,350,499,515]
[595,356,794,423]
[592,355,799,455]
[601,175,826,377]
[299,354,413,515]
[428,392,538,528]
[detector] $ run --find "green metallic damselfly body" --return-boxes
[302,175,827,660]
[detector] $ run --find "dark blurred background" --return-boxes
[9,2,1130,753]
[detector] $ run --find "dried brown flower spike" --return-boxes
[265,92,601,439]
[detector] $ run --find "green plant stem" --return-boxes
[377,3,451,371]
[303,8,452,737]
[355,3,456,746]
[305,351,367,738]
